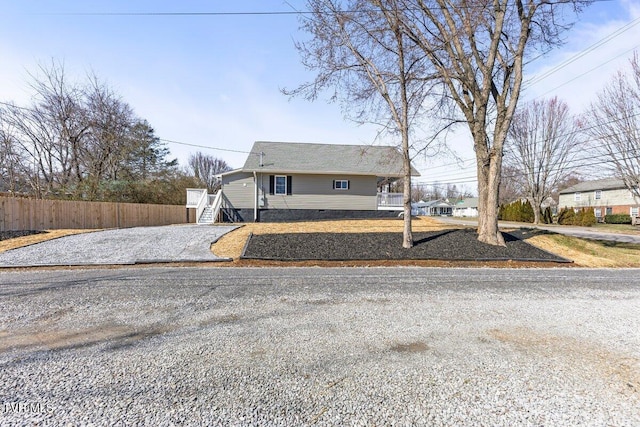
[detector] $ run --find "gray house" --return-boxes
[412,200,453,216]
[187,141,420,222]
[558,178,640,220]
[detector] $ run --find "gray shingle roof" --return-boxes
[558,178,626,194]
[454,197,478,208]
[240,141,420,177]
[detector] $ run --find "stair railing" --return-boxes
[208,190,223,223]
[195,190,209,224]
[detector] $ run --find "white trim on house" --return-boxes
[334,179,349,190]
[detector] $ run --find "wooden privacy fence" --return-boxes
[0,196,193,231]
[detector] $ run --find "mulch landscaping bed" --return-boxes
[241,228,570,263]
[0,230,45,241]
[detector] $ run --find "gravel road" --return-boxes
[1,267,639,426]
[0,225,238,267]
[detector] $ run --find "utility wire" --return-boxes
[524,15,640,87]
[158,138,252,155]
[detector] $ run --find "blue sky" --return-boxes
[1,1,640,193]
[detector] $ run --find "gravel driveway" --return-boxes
[0,225,238,267]
[0,267,638,426]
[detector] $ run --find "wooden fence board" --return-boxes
[0,196,193,231]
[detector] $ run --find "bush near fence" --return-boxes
[0,196,193,231]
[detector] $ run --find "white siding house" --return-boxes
[452,198,479,217]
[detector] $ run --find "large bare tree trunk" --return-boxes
[531,197,541,225]
[475,131,506,246]
[402,131,413,248]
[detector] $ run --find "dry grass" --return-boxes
[2,219,638,268]
[527,234,640,268]
[212,217,455,260]
[0,229,98,253]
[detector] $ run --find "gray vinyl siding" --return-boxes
[559,187,639,209]
[259,173,377,210]
[221,172,255,209]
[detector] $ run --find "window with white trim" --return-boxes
[333,179,349,190]
[632,207,639,217]
[275,175,287,195]
[594,208,602,218]
[594,190,602,200]
[574,192,581,202]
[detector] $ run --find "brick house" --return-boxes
[558,178,640,220]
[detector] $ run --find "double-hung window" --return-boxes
[269,175,292,196]
[274,175,287,195]
[594,190,602,200]
[574,192,581,202]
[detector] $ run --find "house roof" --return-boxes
[240,141,420,177]
[454,197,479,208]
[413,199,453,208]
[558,178,626,194]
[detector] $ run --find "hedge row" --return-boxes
[498,200,534,223]
[498,200,553,224]
[557,207,597,226]
[605,214,632,224]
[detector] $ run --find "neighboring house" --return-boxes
[412,199,453,216]
[189,141,420,222]
[452,197,479,217]
[558,178,640,220]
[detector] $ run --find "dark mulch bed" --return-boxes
[241,228,570,263]
[0,230,45,241]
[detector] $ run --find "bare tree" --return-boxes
[498,164,525,206]
[286,0,442,248]
[1,61,181,203]
[585,54,640,200]
[397,0,588,245]
[188,152,231,192]
[1,62,90,197]
[411,183,428,202]
[505,97,580,224]
[0,119,25,193]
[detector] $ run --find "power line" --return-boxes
[524,15,640,88]
[533,44,640,100]
[158,138,252,155]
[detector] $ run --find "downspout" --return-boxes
[253,171,258,222]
